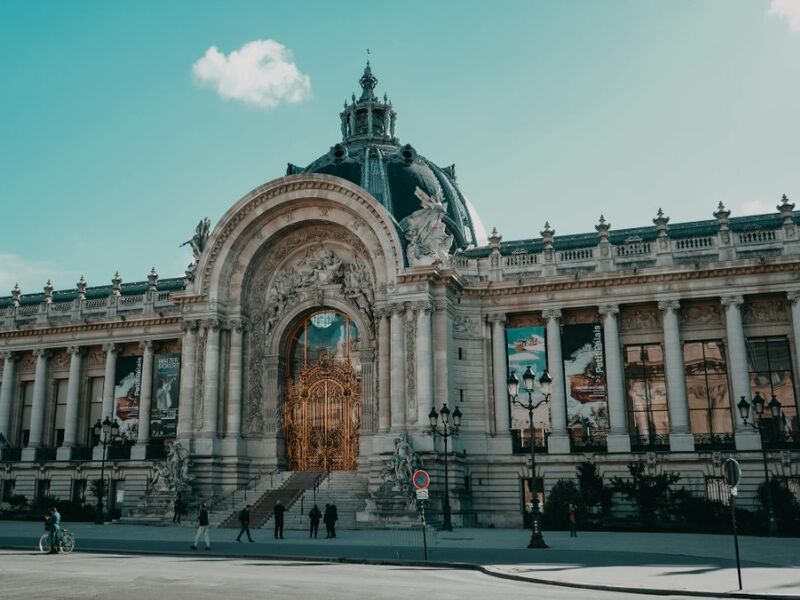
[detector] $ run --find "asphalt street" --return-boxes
[0,551,718,600]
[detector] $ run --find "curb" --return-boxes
[2,543,796,600]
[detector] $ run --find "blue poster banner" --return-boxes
[505,325,549,432]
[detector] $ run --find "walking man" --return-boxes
[173,495,183,524]
[190,503,211,550]
[273,499,286,539]
[308,503,322,538]
[568,503,578,538]
[236,504,254,543]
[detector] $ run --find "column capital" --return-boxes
[388,302,405,316]
[201,318,220,331]
[182,319,199,333]
[373,305,391,319]
[542,308,562,321]
[487,312,506,324]
[598,304,620,317]
[66,345,86,356]
[0,351,19,362]
[720,295,744,308]
[657,299,680,312]
[102,342,119,354]
[138,340,156,353]
[787,290,800,305]
[229,320,247,333]
[32,348,51,359]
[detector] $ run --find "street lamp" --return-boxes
[508,366,550,549]
[92,417,120,525]
[429,403,462,532]
[737,392,781,536]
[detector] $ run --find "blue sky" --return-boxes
[1,0,799,293]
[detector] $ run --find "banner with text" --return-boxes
[114,355,143,441]
[151,353,181,439]
[505,326,549,432]
[561,323,608,433]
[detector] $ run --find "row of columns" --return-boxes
[0,341,165,461]
[488,293,800,453]
[375,301,437,436]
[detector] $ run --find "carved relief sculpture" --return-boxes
[399,187,454,266]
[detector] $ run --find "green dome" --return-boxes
[287,63,487,250]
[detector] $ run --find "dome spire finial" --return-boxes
[359,59,378,101]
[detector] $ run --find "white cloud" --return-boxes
[768,0,800,31]
[0,254,80,296]
[192,39,311,109]
[739,199,771,215]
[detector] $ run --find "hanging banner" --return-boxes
[505,326,549,432]
[561,323,608,433]
[151,353,181,439]
[114,355,143,441]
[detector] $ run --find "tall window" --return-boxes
[288,309,360,378]
[87,377,104,445]
[624,344,670,440]
[746,338,799,435]
[684,341,732,436]
[52,379,68,447]
[19,381,34,447]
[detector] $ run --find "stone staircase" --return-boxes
[281,471,369,531]
[207,471,293,527]
[218,472,322,529]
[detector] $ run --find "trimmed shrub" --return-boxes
[542,479,582,529]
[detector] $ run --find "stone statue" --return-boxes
[148,441,194,493]
[379,432,422,492]
[399,187,454,267]
[383,110,391,137]
[181,218,211,260]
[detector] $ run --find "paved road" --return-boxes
[0,551,715,600]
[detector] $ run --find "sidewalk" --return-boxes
[1,521,797,599]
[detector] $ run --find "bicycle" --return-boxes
[39,528,75,554]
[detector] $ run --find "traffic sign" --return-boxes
[416,488,429,500]
[723,458,741,489]
[412,469,430,490]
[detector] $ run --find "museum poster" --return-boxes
[505,326,549,433]
[151,353,181,439]
[561,323,609,434]
[114,355,143,441]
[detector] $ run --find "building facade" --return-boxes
[1,65,799,526]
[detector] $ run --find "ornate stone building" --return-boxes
[1,64,798,526]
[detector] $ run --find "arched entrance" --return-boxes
[284,310,361,471]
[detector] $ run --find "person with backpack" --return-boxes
[190,503,211,550]
[236,504,254,543]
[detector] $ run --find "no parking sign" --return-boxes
[412,469,430,490]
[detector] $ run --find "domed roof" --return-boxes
[287,63,487,251]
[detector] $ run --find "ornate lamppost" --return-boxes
[737,392,781,536]
[508,366,551,549]
[92,417,120,525]
[429,403,462,532]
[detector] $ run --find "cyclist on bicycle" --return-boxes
[45,505,62,554]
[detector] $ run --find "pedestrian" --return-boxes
[273,499,286,539]
[173,495,183,524]
[45,505,61,554]
[568,503,578,538]
[308,503,322,538]
[236,504,254,543]
[323,502,338,539]
[190,503,211,550]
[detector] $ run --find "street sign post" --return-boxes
[412,469,430,490]
[723,458,743,591]
[415,488,429,500]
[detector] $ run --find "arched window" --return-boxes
[287,309,360,378]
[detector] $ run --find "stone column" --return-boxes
[200,320,221,445]
[658,300,693,451]
[405,303,418,425]
[23,349,50,460]
[137,340,155,442]
[176,321,198,440]
[377,309,391,432]
[0,352,18,442]
[490,313,511,435]
[389,304,406,430]
[432,298,449,409]
[101,343,118,421]
[600,305,630,452]
[60,346,84,450]
[415,303,434,427]
[544,309,570,454]
[722,295,760,450]
[789,290,800,389]
[226,321,244,440]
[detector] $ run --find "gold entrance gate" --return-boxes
[284,354,361,471]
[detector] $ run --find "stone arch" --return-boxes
[193,174,405,306]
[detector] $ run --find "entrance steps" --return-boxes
[279,471,369,531]
[207,471,293,527]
